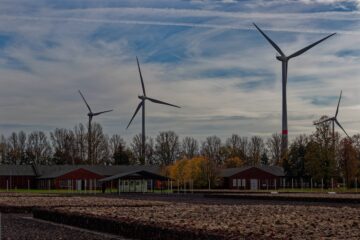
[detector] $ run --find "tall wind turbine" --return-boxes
[315,90,350,142]
[79,90,113,165]
[253,23,335,159]
[127,57,180,163]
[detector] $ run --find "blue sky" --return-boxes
[0,0,359,142]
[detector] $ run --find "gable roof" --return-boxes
[0,164,162,179]
[220,166,285,178]
[0,165,35,176]
[99,170,170,182]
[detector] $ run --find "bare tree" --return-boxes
[74,123,87,164]
[0,135,8,164]
[50,128,76,164]
[181,136,199,159]
[248,136,265,166]
[155,131,180,166]
[109,134,131,165]
[7,132,27,164]
[131,134,155,165]
[91,123,109,164]
[201,136,222,165]
[225,134,249,162]
[26,131,52,165]
[266,133,282,166]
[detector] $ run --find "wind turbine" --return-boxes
[78,90,113,165]
[253,23,335,159]
[127,57,180,163]
[315,90,350,142]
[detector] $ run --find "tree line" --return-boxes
[0,116,359,188]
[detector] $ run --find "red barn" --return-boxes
[221,166,285,190]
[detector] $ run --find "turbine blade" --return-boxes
[78,90,92,113]
[314,118,332,125]
[288,33,336,59]
[93,110,113,116]
[136,57,146,96]
[335,90,342,118]
[146,97,181,108]
[335,119,350,139]
[253,23,285,57]
[126,101,143,129]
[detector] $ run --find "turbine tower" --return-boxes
[253,23,335,159]
[315,90,350,142]
[127,57,180,163]
[79,90,113,165]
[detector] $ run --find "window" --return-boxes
[242,179,246,188]
[233,179,237,187]
[237,179,241,187]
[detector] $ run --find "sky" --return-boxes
[0,0,359,143]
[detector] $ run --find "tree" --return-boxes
[201,136,222,165]
[304,116,337,187]
[339,138,358,187]
[7,132,27,164]
[266,133,282,166]
[225,134,249,162]
[109,134,130,165]
[74,123,87,164]
[168,156,218,189]
[0,135,7,164]
[131,134,154,164]
[90,123,109,164]
[285,135,308,177]
[223,156,244,168]
[26,131,52,165]
[181,137,199,159]
[261,152,269,166]
[50,128,76,164]
[155,131,180,166]
[248,136,265,166]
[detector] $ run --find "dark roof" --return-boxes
[0,165,35,176]
[0,164,161,179]
[220,166,285,178]
[99,170,171,182]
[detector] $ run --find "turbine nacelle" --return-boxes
[138,95,146,100]
[276,55,287,62]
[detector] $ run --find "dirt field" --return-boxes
[1,192,360,239]
[0,213,130,240]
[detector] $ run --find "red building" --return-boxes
[0,164,162,190]
[221,166,285,190]
[0,165,36,189]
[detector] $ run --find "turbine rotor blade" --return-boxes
[126,101,143,129]
[93,110,113,116]
[288,33,336,59]
[136,57,146,96]
[253,23,285,57]
[314,118,332,125]
[335,119,350,139]
[146,97,181,108]
[78,90,92,113]
[335,90,342,118]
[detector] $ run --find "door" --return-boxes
[76,180,82,191]
[250,179,258,190]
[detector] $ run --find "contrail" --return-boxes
[0,15,359,35]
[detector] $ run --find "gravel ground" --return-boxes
[53,202,360,239]
[110,193,360,207]
[0,213,132,240]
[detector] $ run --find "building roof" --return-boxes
[0,165,35,176]
[99,170,171,182]
[220,166,285,178]
[0,164,161,179]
